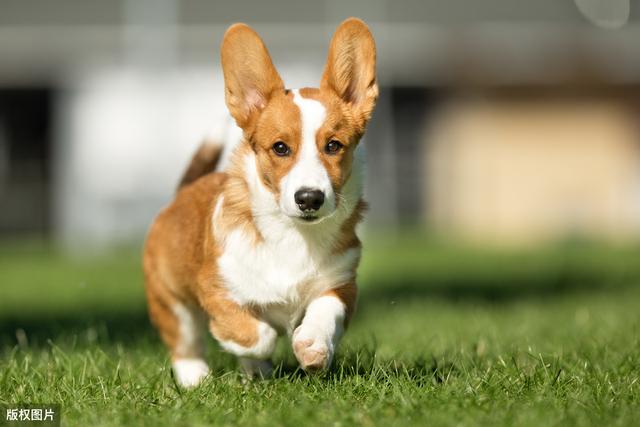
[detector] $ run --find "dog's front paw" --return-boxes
[173,358,210,388]
[292,325,334,371]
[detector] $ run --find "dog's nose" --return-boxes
[294,188,325,212]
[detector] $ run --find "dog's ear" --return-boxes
[321,18,378,131]
[221,23,284,129]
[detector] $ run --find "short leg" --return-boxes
[201,290,278,377]
[238,357,274,378]
[172,356,210,388]
[169,302,210,387]
[293,283,357,371]
[145,276,210,387]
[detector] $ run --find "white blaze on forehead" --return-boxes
[291,90,328,190]
[293,90,326,144]
[279,90,334,217]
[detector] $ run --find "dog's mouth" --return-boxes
[298,214,320,223]
[290,211,329,225]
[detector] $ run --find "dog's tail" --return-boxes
[177,140,223,191]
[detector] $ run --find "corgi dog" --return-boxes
[143,18,377,388]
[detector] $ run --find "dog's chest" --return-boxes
[216,227,359,325]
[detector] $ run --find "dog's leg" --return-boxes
[238,357,274,378]
[292,282,357,371]
[145,274,210,388]
[211,316,277,378]
[169,302,210,387]
[201,292,278,377]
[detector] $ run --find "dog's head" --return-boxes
[221,18,377,224]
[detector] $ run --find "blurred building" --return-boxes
[426,91,640,243]
[0,0,639,247]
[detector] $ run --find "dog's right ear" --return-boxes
[321,18,378,133]
[221,24,284,129]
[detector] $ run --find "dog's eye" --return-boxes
[325,140,343,155]
[272,141,290,156]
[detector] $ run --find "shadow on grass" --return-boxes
[0,308,154,349]
[266,348,453,386]
[360,270,628,304]
[1,260,637,351]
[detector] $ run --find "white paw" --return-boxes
[173,358,210,388]
[292,325,334,371]
[239,357,273,378]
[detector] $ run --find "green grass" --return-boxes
[1,235,639,426]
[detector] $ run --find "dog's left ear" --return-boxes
[321,18,378,131]
[221,23,285,129]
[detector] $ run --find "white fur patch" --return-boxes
[212,195,224,234]
[279,90,335,218]
[215,148,363,332]
[173,358,210,388]
[293,295,346,369]
[217,321,278,359]
[172,303,204,357]
[215,117,244,172]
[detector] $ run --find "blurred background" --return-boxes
[2,5,640,423]
[1,0,640,249]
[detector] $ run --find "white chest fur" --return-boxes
[217,226,360,331]
[213,148,363,331]
[218,224,359,307]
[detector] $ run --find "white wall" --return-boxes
[54,63,321,248]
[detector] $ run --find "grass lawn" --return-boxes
[1,235,639,426]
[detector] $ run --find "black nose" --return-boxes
[294,188,325,212]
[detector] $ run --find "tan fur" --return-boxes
[334,199,368,253]
[321,18,378,134]
[215,143,263,243]
[221,23,285,129]
[144,18,376,373]
[249,90,301,197]
[324,282,358,324]
[177,142,223,191]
